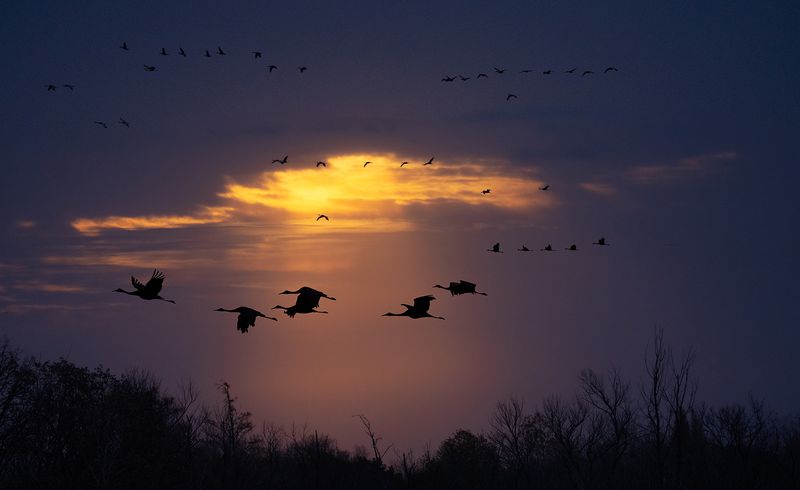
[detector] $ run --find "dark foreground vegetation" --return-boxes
[1,331,799,489]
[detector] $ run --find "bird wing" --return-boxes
[131,275,146,291]
[236,314,252,333]
[413,295,435,312]
[143,269,166,294]
[459,280,477,290]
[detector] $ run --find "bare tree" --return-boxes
[354,414,392,470]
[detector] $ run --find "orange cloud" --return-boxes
[579,182,618,197]
[71,206,234,236]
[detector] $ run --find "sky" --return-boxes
[1,0,799,453]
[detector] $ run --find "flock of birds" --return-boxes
[48,40,615,333]
[440,65,620,101]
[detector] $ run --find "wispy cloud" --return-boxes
[12,281,87,293]
[626,151,737,184]
[16,220,36,229]
[579,181,618,197]
[70,206,234,236]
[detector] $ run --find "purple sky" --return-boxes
[1,0,799,453]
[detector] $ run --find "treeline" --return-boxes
[1,332,799,489]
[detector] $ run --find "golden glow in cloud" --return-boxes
[71,206,234,236]
[71,153,550,235]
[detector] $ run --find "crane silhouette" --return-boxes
[582,70,595,77]
[120,41,129,51]
[204,50,212,58]
[476,73,488,78]
[565,244,578,251]
[179,47,187,57]
[46,84,57,91]
[63,84,74,91]
[565,68,576,74]
[94,121,108,128]
[143,65,156,72]
[272,155,288,164]
[441,75,456,82]
[316,214,329,221]
[542,70,552,75]
[217,46,226,55]
[604,67,619,73]
[493,67,506,74]
[363,161,371,167]
[268,65,278,72]
[506,93,518,101]
[423,157,434,165]
[482,189,491,194]
[119,118,130,128]
[540,244,555,251]
[518,245,531,251]
[298,66,308,73]
[273,287,334,318]
[280,287,336,307]
[400,161,409,167]
[433,280,487,296]
[383,295,444,320]
[113,269,176,304]
[488,242,502,253]
[458,75,471,81]
[252,51,262,59]
[160,47,168,56]
[215,307,277,333]
[593,237,609,246]
[539,184,550,191]
[316,161,327,167]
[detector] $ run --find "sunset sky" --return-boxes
[2,0,799,453]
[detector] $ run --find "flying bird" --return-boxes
[94,121,107,128]
[383,295,444,320]
[488,242,502,253]
[119,118,130,128]
[540,244,555,251]
[160,47,168,56]
[46,84,57,91]
[400,161,409,167]
[582,70,594,76]
[316,161,327,167]
[493,67,506,74]
[565,68,576,74]
[268,65,278,72]
[506,93,518,101]
[298,66,307,73]
[476,73,488,78]
[520,69,533,73]
[423,157,434,165]
[204,50,212,58]
[252,51,262,59]
[217,46,226,55]
[215,306,277,333]
[539,184,550,191]
[481,189,491,194]
[433,280,487,296]
[517,245,531,252]
[316,214,329,221]
[458,75,471,81]
[62,84,74,90]
[143,65,156,72]
[363,161,371,167]
[113,269,176,304]
[441,76,456,82]
[593,237,609,246]
[604,67,619,73]
[565,244,578,251]
[272,155,288,164]
[274,286,336,317]
[542,70,552,75]
[120,41,129,51]
[179,47,187,57]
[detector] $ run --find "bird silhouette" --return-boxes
[120,41,129,51]
[274,286,335,317]
[160,47,168,56]
[582,70,594,77]
[143,65,156,72]
[179,47,187,57]
[217,46,226,55]
[565,68,576,74]
[119,118,130,128]
[383,295,444,320]
[423,157,434,166]
[520,69,533,73]
[268,65,278,72]
[506,93,518,101]
[488,242,503,253]
[316,214,329,221]
[433,280,487,296]
[400,161,409,167]
[298,66,308,73]
[94,121,108,128]
[593,237,609,246]
[565,244,578,251]
[252,51,262,59]
[540,244,555,251]
[542,70,552,75]
[272,302,327,318]
[204,50,212,58]
[363,161,372,167]
[476,73,488,78]
[46,84,57,91]
[458,75,471,81]
[63,84,74,90]
[272,155,288,164]
[604,67,618,73]
[517,245,531,252]
[113,269,175,303]
[215,307,277,333]
[482,189,491,194]
[493,67,506,74]
[316,161,327,167]
[539,184,550,191]
[441,76,456,82]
